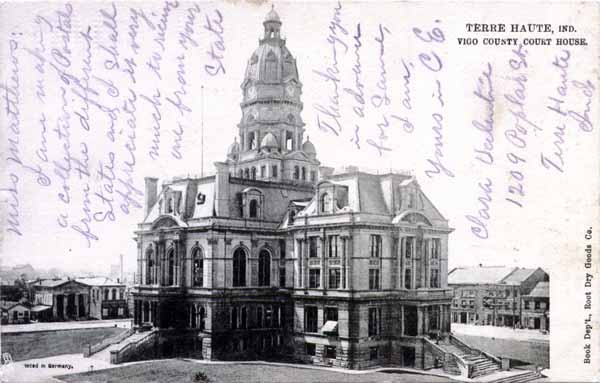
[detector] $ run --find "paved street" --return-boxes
[1,319,132,334]
[452,323,549,342]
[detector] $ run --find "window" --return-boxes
[251,167,257,180]
[233,248,247,287]
[257,306,263,328]
[258,250,271,287]
[241,306,247,328]
[272,165,278,178]
[265,306,273,328]
[328,269,341,289]
[431,238,441,259]
[238,169,243,178]
[324,307,338,323]
[305,342,316,356]
[309,237,318,258]
[370,235,382,258]
[320,193,331,213]
[304,306,318,333]
[260,166,266,178]
[535,301,540,309]
[249,132,256,150]
[310,170,316,182]
[193,247,204,287]
[167,248,175,285]
[244,168,250,179]
[286,131,293,150]
[279,239,286,258]
[369,269,380,290]
[324,346,337,359]
[249,199,258,218]
[404,269,412,289]
[279,267,286,287]
[146,248,155,285]
[190,305,197,328]
[368,307,381,336]
[104,289,109,300]
[370,347,379,360]
[309,269,321,288]
[294,166,300,179]
[231,307,238,329]
[301,167,306,180]
[167,197,173,213]
[430,269,439,288]
[328,235,339,258]
[404,237,413,258]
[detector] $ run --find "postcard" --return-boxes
[0,1,598,382]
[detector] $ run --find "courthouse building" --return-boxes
[131,8,456,370]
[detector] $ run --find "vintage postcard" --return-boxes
[0,1,598,382]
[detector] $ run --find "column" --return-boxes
[400,305,405,335]
[399,236,405,289]
[417,307,423,335]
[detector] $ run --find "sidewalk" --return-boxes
[1,319,132,334]
[452,323,549,343]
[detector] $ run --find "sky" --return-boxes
[0,1,597,277]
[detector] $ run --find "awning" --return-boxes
[30,305,52,312]
[321,321,338,334]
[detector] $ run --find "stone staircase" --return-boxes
[490,370,541,383]
[436,339,501,378]
[91,330,155,363]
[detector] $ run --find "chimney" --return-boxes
[319,166,334,181]
[144,177,159,217]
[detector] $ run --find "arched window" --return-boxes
[251,167,257,180]
[119,289,123,299]
[238,169,243,178]
[231,307,238,329]
[320,193,331,213]
[293,166,299,180]
[233,248,247,287]
[244,168,250,179]
[104,289,109,301]
[301,167,306,181]
[200,306,206,330]
[146,248,154,285]
[167,248,175,286]
[258,250,271,287]
[249,199,258,218]
[167,198,174,213]
[265,50,277,82]
[192,247,204,287]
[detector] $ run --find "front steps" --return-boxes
[490,370,541,383]
[435,337,502,379]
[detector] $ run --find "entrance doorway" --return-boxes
[401,347,415,367]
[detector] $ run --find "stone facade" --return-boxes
[131,7,453,370]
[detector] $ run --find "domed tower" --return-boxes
[226,6,319,184]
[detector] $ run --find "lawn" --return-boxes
[1,327,126,361]
[58,359,453,383]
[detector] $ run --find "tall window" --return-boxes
[258,250,271,287]
[279,267,286,287]
[265,51,277,82]
[404,237,414,258]
[309,269,321,288]
[293,166,300,179]
[233,248,247,287]
[112,288,117,300]
[272,165,278,178]
[328,269,341,289]
[320,193,331,213]
[249,199,258,218]
[146,249,154,285]
[104,289,109,300]
[310,171,316,182]
[309,237,318,258]
[304,306,318,333]
[430,269,440,288]
[251,167,257,180]
[328,235,339,258]
[370,235,382,258]
[369,269,380,290]
[190,305,197,328]
[368,307,381,336]
[241,306,247,328]
[324,307,338,323]
[301,167,306,180]
[167,248,175,286]
[244,168,250,178]
[231,307,238,329]
[286,131,293,151]
[432,238,441,259]
[193,247,203,287]
[257,306,263,328]
[404,269,412,289]
[260,166,266,178]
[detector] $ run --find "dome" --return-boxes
[261,132,279,149]
[264,6,281,23]
[227,138,240,154]
[302,137,316,156]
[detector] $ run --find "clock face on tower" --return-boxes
[285,84,295,97]
[247,86,257,100]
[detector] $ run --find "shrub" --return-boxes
[192,371,210,383]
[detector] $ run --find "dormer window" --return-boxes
[320,193,331,213]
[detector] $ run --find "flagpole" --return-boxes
[201,85,205,178]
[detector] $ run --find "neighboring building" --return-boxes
[29,278,90,320]
[1,301,31,324]
[521,281,549,332]
[77,277,128,319]
[131,8,454,371]
[448,265,549,329]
